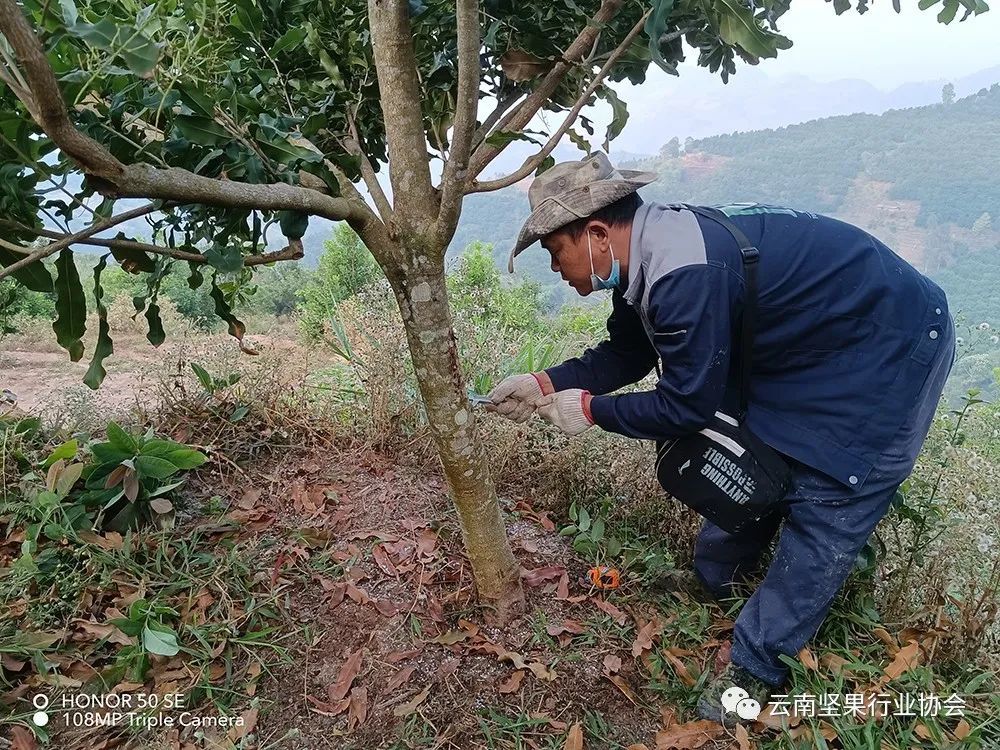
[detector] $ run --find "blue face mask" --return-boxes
[588,232,620,292]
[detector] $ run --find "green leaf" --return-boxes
[0,248,53,292]
[558,524,578,537]
[52,247,86,362]
[172,115,229,147]
[535,156,555,176]
[187,262,204,290]
[715,0,792,59]
[203,244,244,272]
[142,625,180,657]
[577,507,591,532]
[84,255,114,390]
[141,440,207,469]
[258,138,323,166]
[271,27,308,56]
[210,275,247,345]
[590,517,605,544]
[67,17,161,77]
[105,422,138,454]
[190,362,214,392]
[89,442,131,466]
[607,537,622,557]
[598,86,628,152]
[135,455,180,479]
[59,0,78,26]
[176,84,216,118]
[43,439,78,468]
[144,302,165,347]
[645,0,678,73]
[230,404,250,422]
[937,0,960,22]
[278,211,309,240]
[484,130,542,149]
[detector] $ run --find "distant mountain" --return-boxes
[612,64,1000,152]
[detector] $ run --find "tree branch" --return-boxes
[471,90,525,152]
[468,10,650,194]
[345,111,394,225]
[437,0,481,241]
[0,0,123,180]
[0,219,306,267]
[367,0,438,234]
[467,0,625,181]
[0,203,157,282]
[0,0,374,233]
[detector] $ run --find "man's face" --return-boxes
[542,222,610,297]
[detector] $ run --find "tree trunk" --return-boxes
[390,258,523,614]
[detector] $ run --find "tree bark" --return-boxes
[389,254,523,614]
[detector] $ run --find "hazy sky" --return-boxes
[743,2,999,87]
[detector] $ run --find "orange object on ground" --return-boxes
[588,566,621,589]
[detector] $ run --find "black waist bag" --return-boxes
[652,206,792,535]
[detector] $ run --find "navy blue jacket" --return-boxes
[544,202,950,492]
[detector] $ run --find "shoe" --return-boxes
[648,569,723,604]
[696,662,773,727]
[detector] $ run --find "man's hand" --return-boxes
[486,373,552,422]
[533,389,594,436]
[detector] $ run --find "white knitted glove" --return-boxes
[486,373,548,422]
[533,389,594,436]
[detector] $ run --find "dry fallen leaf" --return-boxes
[603,654,622,674]
[631,620,661,658]
[556,571,571,599]
[373,599,399,618]
[954,719,971,739]
[372,544,398,576]
[592,597,628,625]
[546,620,586,637]
[564,722,584,750]
[392,684,431,717]
[385,666,416,693]
[331,649,363,701]
[10,726,38,750]
[735,723,751,750]
[884,639,922,680]
[527,661,557,681]
[654,719,724,749]
[798,647,818,671]
[605,673,640,706]
[346,686,368,732]
[522,566,567,586]
[498,670,526,694]
[662,649,696,688]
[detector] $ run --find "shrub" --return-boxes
[297,224,381,341]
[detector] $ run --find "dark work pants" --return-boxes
[693,322,956,686]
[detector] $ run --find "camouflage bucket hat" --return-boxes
[508,151,658,272]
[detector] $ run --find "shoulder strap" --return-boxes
[674,204,759,421]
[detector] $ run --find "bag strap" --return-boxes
[674,204,760,421]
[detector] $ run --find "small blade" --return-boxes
[467,392,495,407]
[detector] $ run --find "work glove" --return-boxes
[533,389,594,436]
[486,373,551,422]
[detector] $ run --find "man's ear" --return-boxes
[586,221,612,252]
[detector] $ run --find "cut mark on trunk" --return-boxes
[410,282,432,303]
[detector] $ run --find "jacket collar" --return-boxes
[623,201,652,305]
